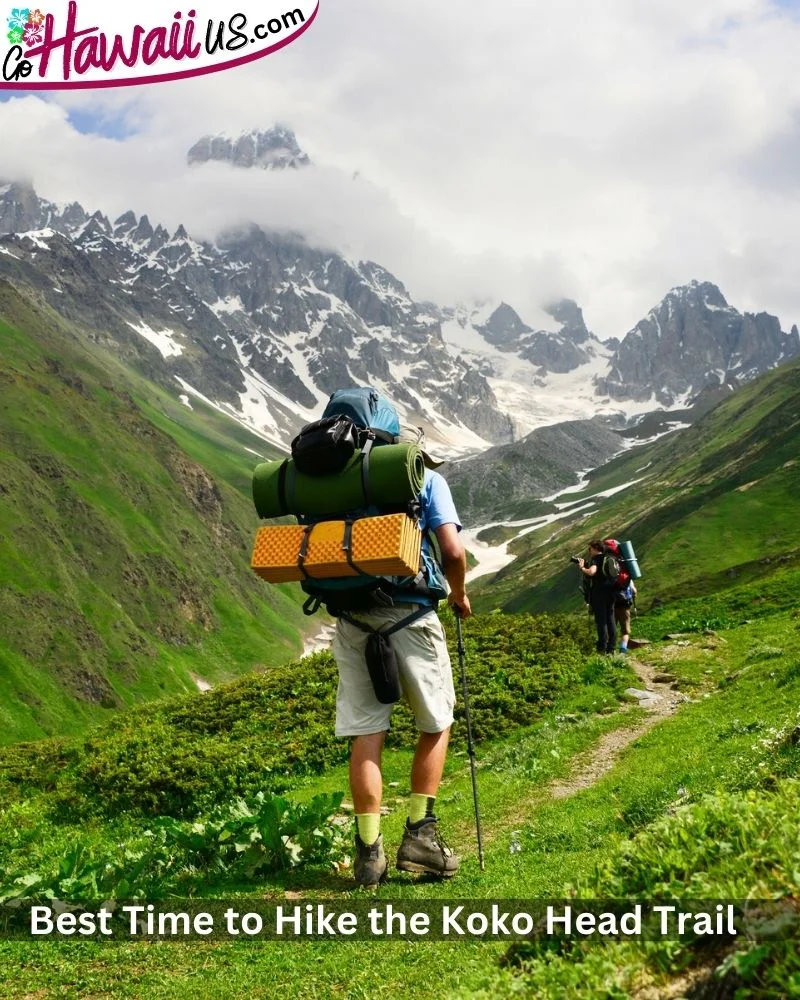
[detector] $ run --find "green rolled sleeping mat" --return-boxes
[252,443,426,518]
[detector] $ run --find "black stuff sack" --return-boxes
[291,415,360,476]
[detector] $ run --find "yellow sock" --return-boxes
[355,813,380,845]
[408,793,435,824]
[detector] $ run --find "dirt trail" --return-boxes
[450,655,690,847]
[548,657,686,799]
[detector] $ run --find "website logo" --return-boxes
[1,1,318,89]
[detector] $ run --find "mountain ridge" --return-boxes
[1,127,797,457]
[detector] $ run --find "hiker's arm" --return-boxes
[435,523,472,619]
[577,557,597,577]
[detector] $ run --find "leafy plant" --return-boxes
[0,791,347,902]
[155,791,347,875]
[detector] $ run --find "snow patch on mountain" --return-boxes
[464,474,646,582]
[128,321,184,358]
[209,295,245,316]
[19,229,56,250]
[173,376,287,451]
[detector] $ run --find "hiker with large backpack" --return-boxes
[577,538,618,654]
[251,388,471,888]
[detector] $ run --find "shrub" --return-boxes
[0,613,594,819]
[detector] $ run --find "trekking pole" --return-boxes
[455,612,485,871]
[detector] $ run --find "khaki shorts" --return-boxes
[332,606,456,737]
[615,604,632,634]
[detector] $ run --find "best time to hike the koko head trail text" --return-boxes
[28,903,740,939]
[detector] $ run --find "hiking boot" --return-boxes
[396,817,460,877]
[354,834,387,887]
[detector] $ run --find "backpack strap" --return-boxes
[340,605,431,638]
[276,459,290,515]
[360,437,375,507]
[302,595,323,616]
[341,518,367,576]
[296,523,315,580]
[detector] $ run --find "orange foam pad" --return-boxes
[251,514,422,583]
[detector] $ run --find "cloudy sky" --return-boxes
[2,0,800,337]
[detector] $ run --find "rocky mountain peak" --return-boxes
[2,174,798,459]
[113,210,137,236]
[597,280,799,406]
[544,298,590,343]
[187,126,311,171]
[88,210,112,236]
[664,279,729,311]
[478,302,532,348]
[0,180,49,234]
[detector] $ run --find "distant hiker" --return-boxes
[333,421,471,887]
[614,579,637,654]
[577,539,617,654]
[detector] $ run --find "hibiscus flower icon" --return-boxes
[7,25,24,44]
[23,19,42,45]
[6,8,30,31]
[28,7,44,25]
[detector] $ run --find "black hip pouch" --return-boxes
[365,632,401,704]
[340,607,432,706]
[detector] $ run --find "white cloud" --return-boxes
[2,0,800,337]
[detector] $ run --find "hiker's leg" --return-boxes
[411,728,450,796]
[350,731,386,813]
[395,613,455,820]
[333,614,392,880]
[591,602,607,652]
[620,606,631,647]
[605,600,617,652]
[395,618,460,875]
[350,732,388,883]
[334,615,393,814]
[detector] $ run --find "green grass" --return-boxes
[0,612,598,818]
[136,388,282,499]
[1,600,798,998]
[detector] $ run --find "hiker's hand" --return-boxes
[576,557,585,568]
[449,593,472,619]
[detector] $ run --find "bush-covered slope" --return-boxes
[0,282,305,744]
[0,611,595,819]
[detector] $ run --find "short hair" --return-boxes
[588,539,604,551]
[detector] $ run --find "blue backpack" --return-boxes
[615,582,635,607]
[294,388,447,616]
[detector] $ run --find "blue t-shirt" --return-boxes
[419,470,462,534]
[401,470,461,605]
